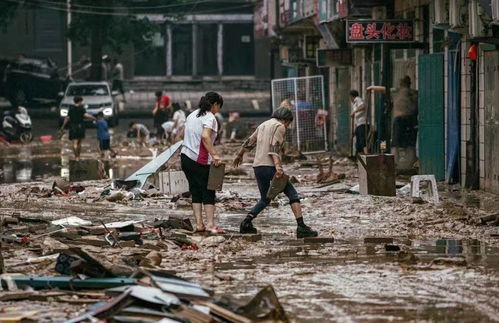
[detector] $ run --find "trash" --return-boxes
[201,235,226,247]
[98,220,139,231]
[139,251,162,267]
[42,237,69,255]
[385,244,401,252]
[431,257,467,266]
[51,216,92,227]
[207,163,226,191]
[126,141,183,189]
[267,174,289,200]
[1,276,138,291]
[153,217,194,232]
[39,135,52,143]
[410,174,440,203]
[364,237,394,244]
[52,178,71,194]
[0,310,39,322]
[348,184,360,194]
[235,285,289,322]
[106,190,127,202]
[54,248,134,278]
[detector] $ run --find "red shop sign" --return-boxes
[346,20,415,43]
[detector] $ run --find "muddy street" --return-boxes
[1,135,499,322]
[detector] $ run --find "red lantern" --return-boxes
[468,44,478,61]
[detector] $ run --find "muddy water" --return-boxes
[190,233,499,322]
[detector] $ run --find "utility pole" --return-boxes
[67,0,72,77]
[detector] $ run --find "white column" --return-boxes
[166,24,172,76]
[67,0,72,77]
[217,23,223,76]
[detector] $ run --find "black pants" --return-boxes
[355,124,369,153]
[181,153,215,205]
[112,80,125,95]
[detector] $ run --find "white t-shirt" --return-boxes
[181,109,218,165]
[162,121,174,133]
[352,96,366,127]
[173,110,186,128]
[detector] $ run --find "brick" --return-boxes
[222,233,262,242]
[303,237,334,244]
[364,237,394,244]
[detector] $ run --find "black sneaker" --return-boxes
[240,218,257,234]
[296,225,318,238]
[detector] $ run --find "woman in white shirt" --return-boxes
[181,92,224,234]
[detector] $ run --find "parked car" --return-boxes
[58,82,119,127]
[0,57,65,107]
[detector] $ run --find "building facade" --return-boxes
[256,0,499,194]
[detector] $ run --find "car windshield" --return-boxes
[67,85,109,96]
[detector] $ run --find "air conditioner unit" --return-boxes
[449,0,467,28]
[433,0,449,26]
[469,0,486,37]
[492,0,499,21]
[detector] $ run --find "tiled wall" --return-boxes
[460,38,471,185]
[478,47,485,188]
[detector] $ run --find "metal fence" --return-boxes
[271,75,328,153]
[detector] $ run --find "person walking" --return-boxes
[112,58,126,102]
[181,92,224,235]
[349,90,368,155]
[60,96,96,160]
[152,90,171,139]
[233,107,318,238]
[95,112,117,159]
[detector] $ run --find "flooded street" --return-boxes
[1,128,499,322]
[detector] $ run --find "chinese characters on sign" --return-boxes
[346,20,414,43]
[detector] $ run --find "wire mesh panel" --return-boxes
[271,75,328,153]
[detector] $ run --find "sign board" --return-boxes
[346,20,415,43]
[316,48,352,67]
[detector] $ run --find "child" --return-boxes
[95,112,117,158]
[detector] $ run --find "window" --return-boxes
[172,25,193,75]
[67,85,109,96]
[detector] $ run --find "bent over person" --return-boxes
[233,107,318,238]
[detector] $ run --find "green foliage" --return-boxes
[0,2,21,31]
[66,1,163,54]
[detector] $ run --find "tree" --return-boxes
[0,0,190,80]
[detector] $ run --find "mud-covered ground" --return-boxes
[1,129,499,322]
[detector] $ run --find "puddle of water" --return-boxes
[205,238,499,322]
[0,154,149,183]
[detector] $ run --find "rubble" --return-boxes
[1,141,499,321]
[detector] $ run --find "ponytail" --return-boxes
[197,91,223,117]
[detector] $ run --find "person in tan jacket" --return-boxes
[233,107,318,238]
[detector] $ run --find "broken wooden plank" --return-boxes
[364,237,394,244]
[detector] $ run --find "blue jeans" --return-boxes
[249,166,300,217]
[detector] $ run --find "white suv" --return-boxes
[59,82,119,127]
